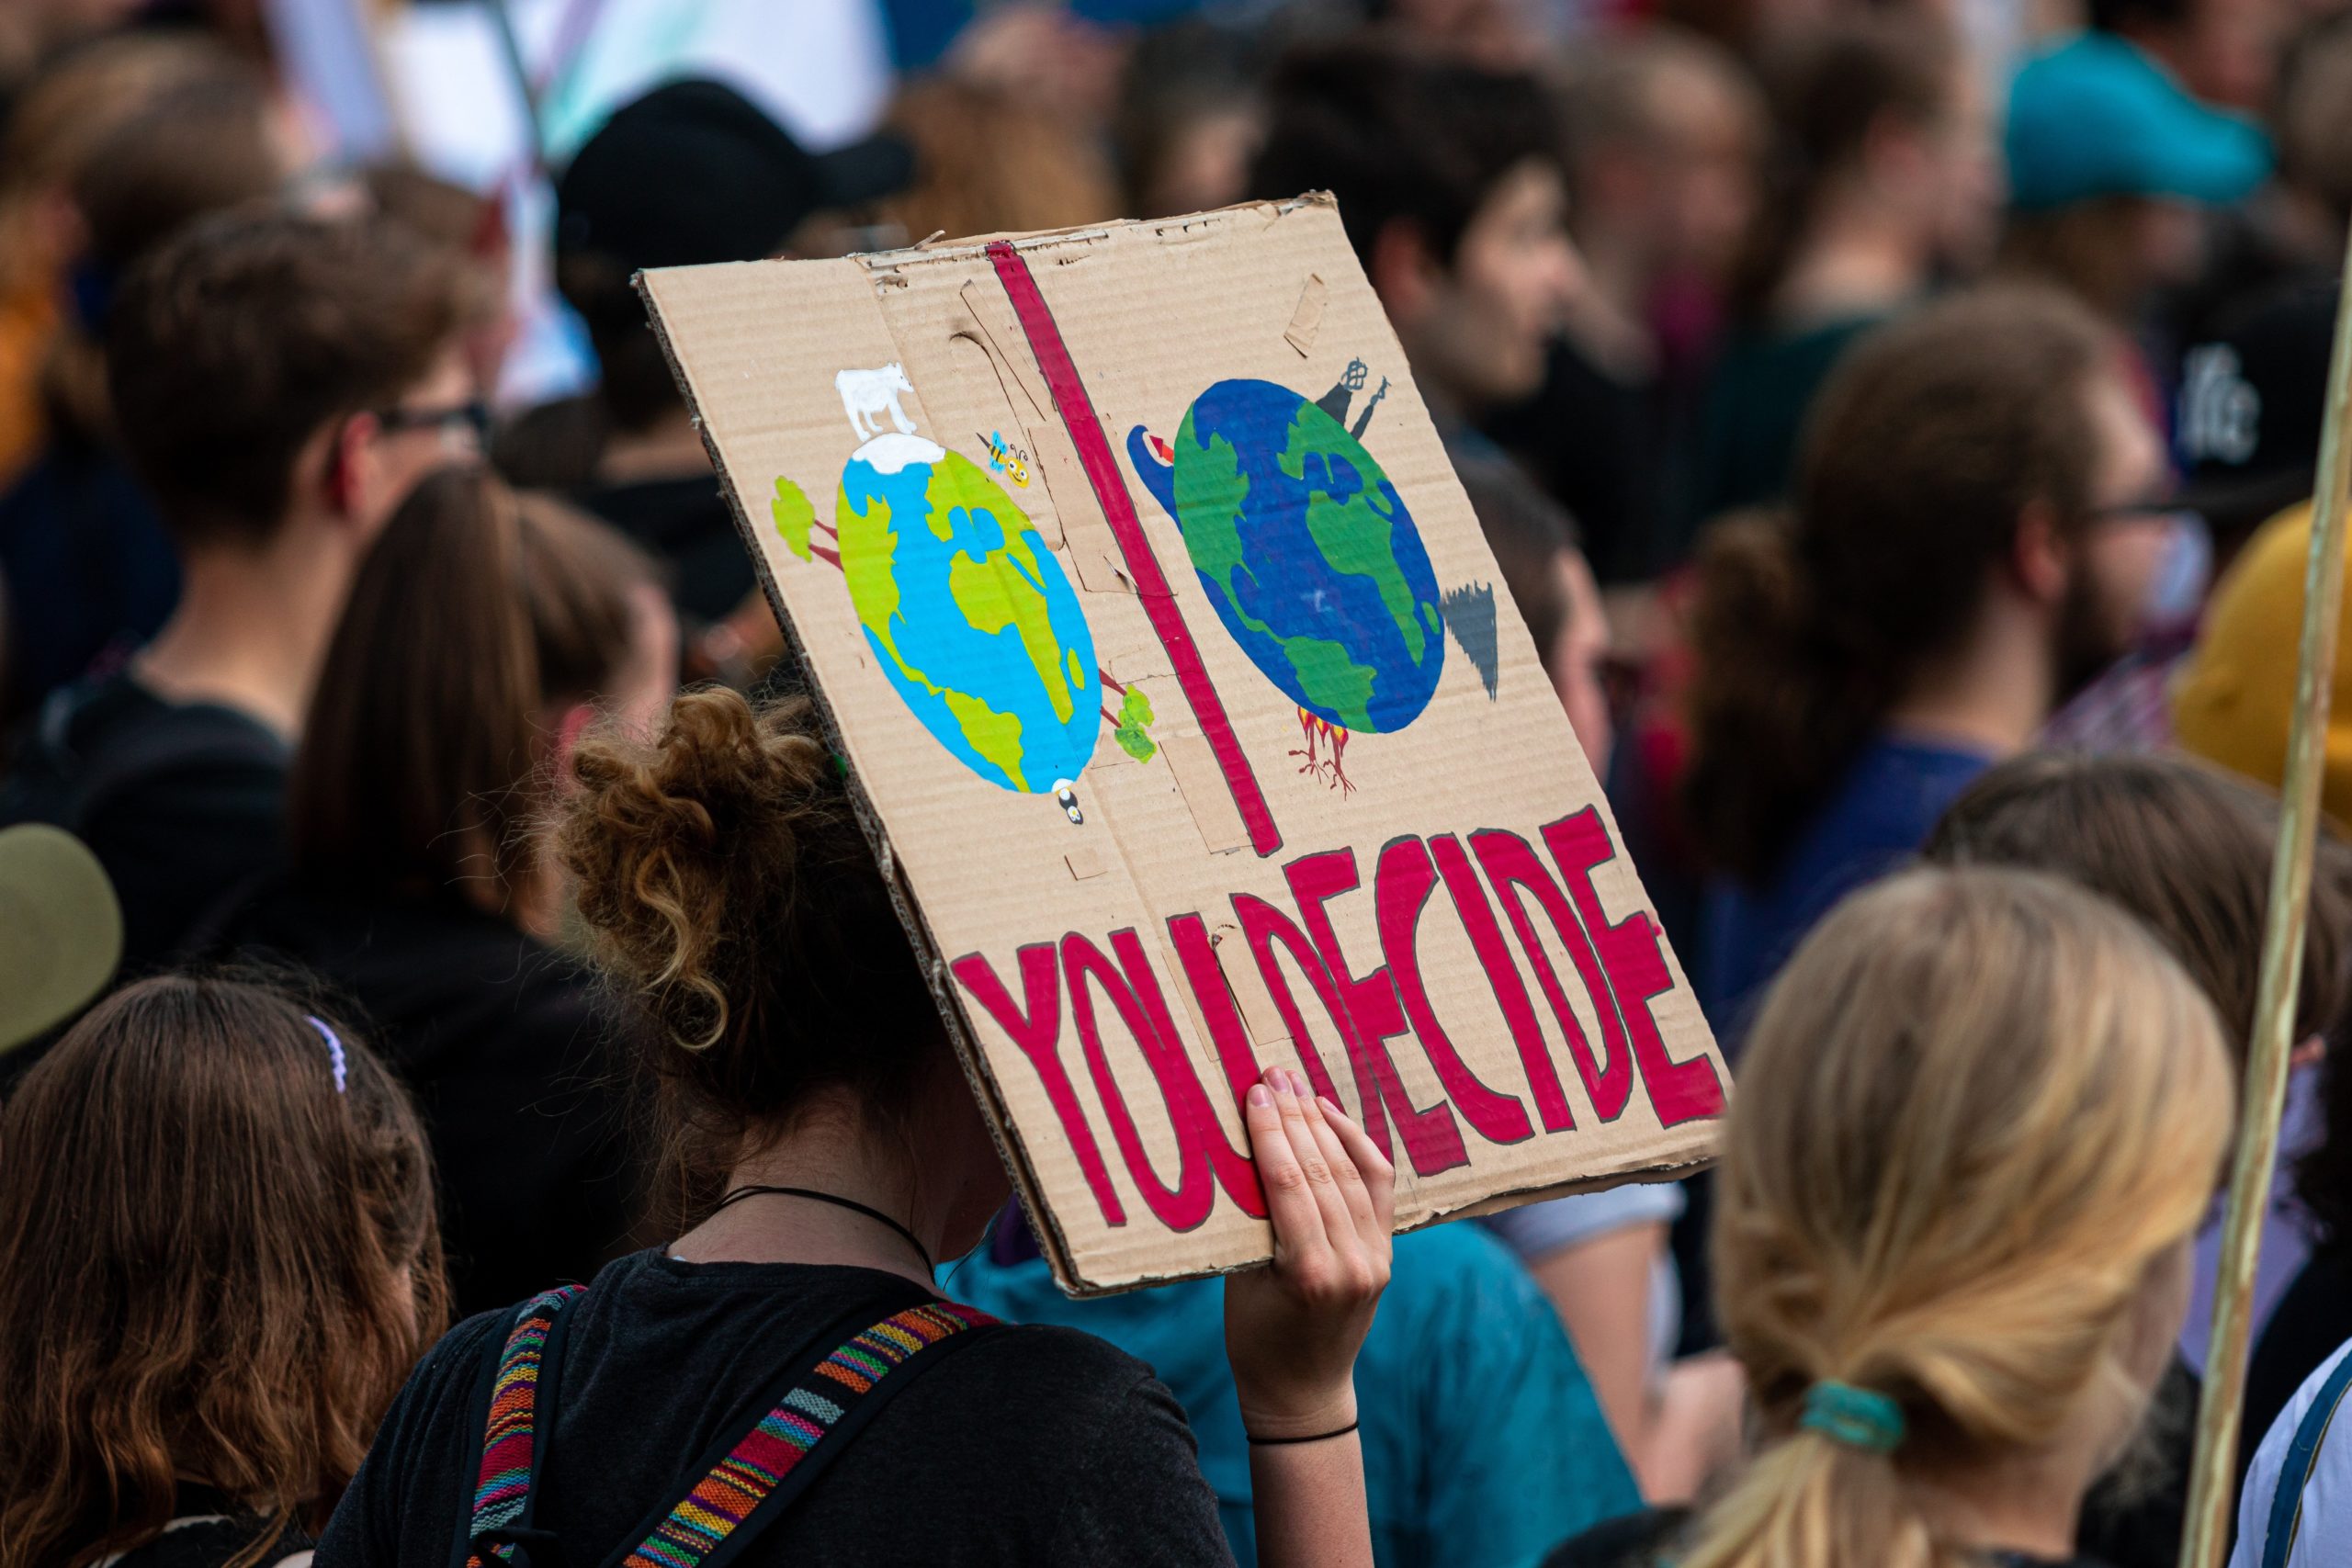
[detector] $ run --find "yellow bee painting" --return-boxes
[980,430,1030,487]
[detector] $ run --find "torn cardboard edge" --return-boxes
[844,193,1336,281]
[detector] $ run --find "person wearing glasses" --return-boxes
[1680,283,2174,1055]
[0,210,473,982]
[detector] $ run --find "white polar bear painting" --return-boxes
[835,363,917,439]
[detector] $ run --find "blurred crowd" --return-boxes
[6,1,2352,1567]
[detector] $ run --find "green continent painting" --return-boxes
[1125,379,1444,735]
[831,433,1101,794]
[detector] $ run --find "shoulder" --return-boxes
[411,1306,513,1393]
[371,1305,512,1441]
[1778,741,1989,900]
[1480,1186,1684,1265]
[83,681,282,770]
[354,1302,540,1467]
[2236,1337,2352,1565]
[71,684,286,819]
[926,1319,1227,1564]
[924,1315,1202,1468]
[943,1315,1172,1414]
[315,1308,514,1567]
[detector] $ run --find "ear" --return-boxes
[551,701,598,787]
[2011,500,2070,605]
[324,412,380,523]
[1368,219,1444,328]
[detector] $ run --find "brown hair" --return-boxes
[1996,197,2163,322]
[1732,14,1958,320]
[1687,867,2232,1568]
[865,77,1121,243]
[361,162,510,379]
[71,65,284,276]
[554,688,949,1213]
[1923,751,2351,1059]
[1682,286,2114,884]
[1253,39,1565,275]
[32,47,284,450]
[0,35,241,297]
[0,974,446,1568]
[105,209,463,548]
[363,162,502,258]
[288,466,659,915]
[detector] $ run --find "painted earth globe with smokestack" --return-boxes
[1128,365,1445,790]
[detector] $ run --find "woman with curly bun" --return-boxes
[322,687,1392,1568]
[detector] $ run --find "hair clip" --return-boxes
[308,1015,348,1094]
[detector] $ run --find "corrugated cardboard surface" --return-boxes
[641,197,1728,1293]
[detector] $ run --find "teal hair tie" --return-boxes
[1800,1382,1905,1453]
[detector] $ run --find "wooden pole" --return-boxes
[2179,214,2352,1568]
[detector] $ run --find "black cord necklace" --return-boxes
[708,1184,934,1272]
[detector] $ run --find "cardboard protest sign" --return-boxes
[639,196,1728,1293]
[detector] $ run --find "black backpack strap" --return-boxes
[600,1301,1001,1568]
[455,1285,588,1568]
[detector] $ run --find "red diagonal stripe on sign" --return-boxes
[985,239,1282,858]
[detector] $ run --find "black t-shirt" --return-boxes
[320,1252,1234,1568]
[573,474,752,626]
[0,670,286,976]
[198,874,638,1319]
[1542,1506,2112,1568]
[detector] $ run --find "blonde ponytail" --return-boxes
[1684,867,2234,1568]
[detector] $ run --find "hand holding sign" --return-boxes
[1226,1066,1395,1442]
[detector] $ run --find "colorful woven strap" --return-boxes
[617,1301,996,1568]
[468,1285,585,1567]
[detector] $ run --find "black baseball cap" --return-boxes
[2177,278,2338,545]
[555,78,915,277]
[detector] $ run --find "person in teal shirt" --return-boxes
[949,1212,1639,1568]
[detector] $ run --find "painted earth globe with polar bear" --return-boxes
[835,433,1101,795]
